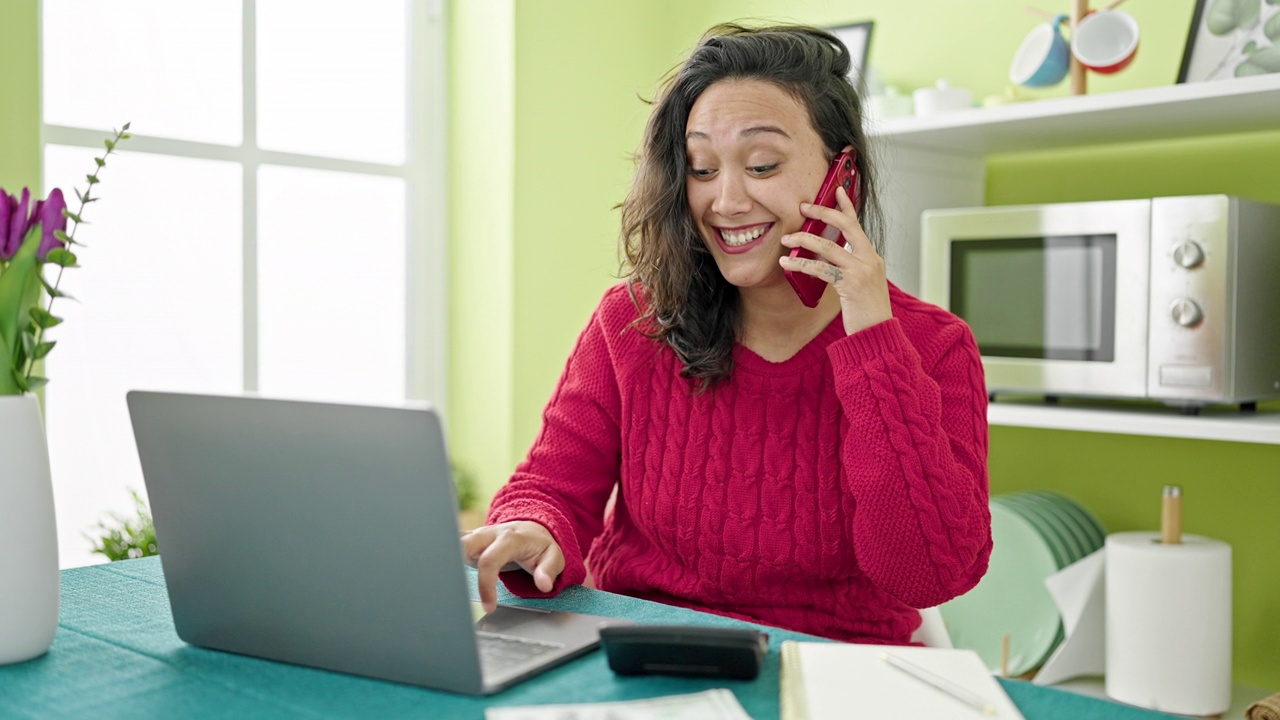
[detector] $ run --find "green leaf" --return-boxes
[1206,0,1260,35]
[1266,11,1280,40]
[0,339,18,395]
[95,156,106,168]
[1244,40,1259,54]
[54,229,74,245]
[120,133,132,140]
[31,341,55,360]
[123,121,131,130]
[24,375,48,390]
[1235,45,1280,75]
[30,307,63,329]
[104,138,115,151]
[85,174,99,185]
[39,276,74,301]
[64,209,84,224]
[0,228,45,393]
[10,368,31,393]
[45,248,79,268]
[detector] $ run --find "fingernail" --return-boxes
[800,202,812,210]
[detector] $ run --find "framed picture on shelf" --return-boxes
[829,21,874,90]
[1178,0,1280,82]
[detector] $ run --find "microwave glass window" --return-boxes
[950,235,1117,361]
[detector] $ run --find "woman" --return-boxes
[462,23,991,645]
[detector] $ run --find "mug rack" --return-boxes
[1029,0,1132,94]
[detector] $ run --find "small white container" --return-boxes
[913,79,973,117]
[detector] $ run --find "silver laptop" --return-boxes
[126,390,626,695]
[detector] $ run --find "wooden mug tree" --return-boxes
[1031,0,1130,95]
[1071,0,1090,94]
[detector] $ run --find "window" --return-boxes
[40,0,446,568]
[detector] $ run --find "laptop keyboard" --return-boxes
[477,632,564,674]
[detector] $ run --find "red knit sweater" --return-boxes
[488,282,991,644]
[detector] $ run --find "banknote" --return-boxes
[484,689,752,720]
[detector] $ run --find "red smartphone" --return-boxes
[785,150,862,308]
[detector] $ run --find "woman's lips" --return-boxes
[714,222,774,255]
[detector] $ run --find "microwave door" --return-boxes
[921,200,1153,399]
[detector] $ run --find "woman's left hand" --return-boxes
[779,185,892,335]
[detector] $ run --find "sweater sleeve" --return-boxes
[486,301,624,598]
[825,315,991,609]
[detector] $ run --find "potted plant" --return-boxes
[0,125,130,665]
[86,490,158,562]
[453,462,484,532]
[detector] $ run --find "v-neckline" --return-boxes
[732,313,845,376]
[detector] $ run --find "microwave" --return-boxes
[921,195,1280,411]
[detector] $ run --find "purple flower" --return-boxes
[0,189,12,259]
[1,187,32,261]
[37,188,68,260]
[0,187,68,261]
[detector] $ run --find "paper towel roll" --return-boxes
[1105,531,1232,716]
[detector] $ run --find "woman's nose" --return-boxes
[711,175,752,217]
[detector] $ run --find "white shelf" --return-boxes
[988,402,1280,445]
[869,73,1280,155]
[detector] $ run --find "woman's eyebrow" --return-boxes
[685,125,792,142]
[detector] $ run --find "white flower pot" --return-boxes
[0,393,60,665]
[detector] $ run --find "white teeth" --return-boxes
[721,224,768,247]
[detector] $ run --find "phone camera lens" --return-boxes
[844,160,852,171]
[843,178,852,189]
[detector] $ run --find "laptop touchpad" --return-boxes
[472,603,552,633]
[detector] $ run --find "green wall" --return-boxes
[449,0,1280,689]
[448,0,685,495]
[0,0,39,193]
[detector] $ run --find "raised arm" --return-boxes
[828,312,991,608]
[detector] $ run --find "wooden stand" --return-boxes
[1070,0,1089,95]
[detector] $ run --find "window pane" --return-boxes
[42,0,242,144]
[257,165,406,404]
[257,0,407,164]
[42,146,244,568]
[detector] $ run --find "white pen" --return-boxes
[880,652,997,716]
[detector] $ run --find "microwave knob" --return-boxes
[1170,298,1204,327]
[1172,240,1205,268]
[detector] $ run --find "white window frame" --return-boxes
[39,0,449,409]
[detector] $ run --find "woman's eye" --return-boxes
[689,168,715,179]
[749,164,779,175]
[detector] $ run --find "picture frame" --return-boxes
[1177,0,1280,83]
[828,21,874,91]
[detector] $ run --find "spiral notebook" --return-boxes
[780,641,1025,719]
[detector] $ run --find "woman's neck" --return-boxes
[738,283,842,362]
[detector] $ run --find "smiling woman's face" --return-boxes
[684,78,830,292]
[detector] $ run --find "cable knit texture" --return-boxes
[488,282,992,644]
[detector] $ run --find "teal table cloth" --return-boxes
[0,557,1177,719]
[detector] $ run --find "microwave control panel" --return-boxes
[1148,194,1280,404]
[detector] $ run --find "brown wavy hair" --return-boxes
[620,22,884,390]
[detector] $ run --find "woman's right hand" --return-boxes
[461,520,565,613]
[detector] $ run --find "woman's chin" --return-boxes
[715,264,790,293]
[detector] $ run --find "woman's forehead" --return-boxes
[685,79,809,142]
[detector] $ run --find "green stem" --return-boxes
[21,125,128,384]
